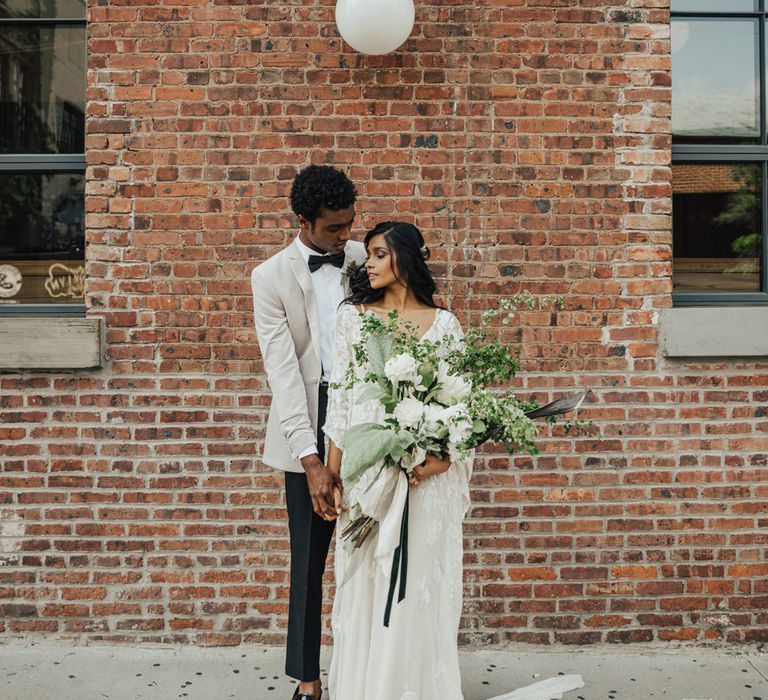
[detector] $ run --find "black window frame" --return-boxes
[0,10,87,316]
[672,1,768,306]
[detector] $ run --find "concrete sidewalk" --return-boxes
[0,641,766,700]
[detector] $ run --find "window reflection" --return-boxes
[671,0,758,12]
[0,172,84,304]
[672,18,760,144]
[0,25,86,154]
[0,0,86,19]
[672,163,761,293]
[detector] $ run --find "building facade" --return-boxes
[1,0,767,645]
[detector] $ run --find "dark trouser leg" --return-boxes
[284,385,334,682]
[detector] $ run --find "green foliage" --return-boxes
[714,165,762,271]
[340,295,556,461]
[337,295,590,549]
[365,331,394,375]
[342,424,404,487]
[732,232,761,257]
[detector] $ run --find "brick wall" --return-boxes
[2,0,767,646]
[672,164,747,194]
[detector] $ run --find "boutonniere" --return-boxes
[340,260,362,285]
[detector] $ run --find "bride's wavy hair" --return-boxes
[344,221,441,308]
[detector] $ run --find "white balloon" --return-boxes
[336,0,415,56]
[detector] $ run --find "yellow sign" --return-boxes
[45,263,85,299]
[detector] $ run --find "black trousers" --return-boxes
[284,384,335,682]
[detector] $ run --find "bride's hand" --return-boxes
[408,452,451,487]
[332,484,346,517]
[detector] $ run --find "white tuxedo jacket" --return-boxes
[251,238,367,472]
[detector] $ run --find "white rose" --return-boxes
[436,361,471,405]
[384,352,419,385]
[393,396,425,430]
[448,418,473,445]
[436,374,471,406]
[444,402,473,444]
[423,403,448,433]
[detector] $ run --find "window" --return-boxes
[0,0,86,314]
[672,0,768,304]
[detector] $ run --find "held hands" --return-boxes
[301,453,344,521]
[408,452,451,488]
[303,449,451,513]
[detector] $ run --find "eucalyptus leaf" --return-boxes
[356,383,389,405]
[388,430,416,462]
[366,332,394,375]
[341,423,399,488]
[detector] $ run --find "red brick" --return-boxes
[0,0,760,649]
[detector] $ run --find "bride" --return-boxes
[319,222,586,700]
[323,221,473,700]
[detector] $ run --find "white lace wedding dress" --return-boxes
[323,304,474,700]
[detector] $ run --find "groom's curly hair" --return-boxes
[290,165,357,224]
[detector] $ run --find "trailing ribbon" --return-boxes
[486,673,584,699]
[383,488,409,627]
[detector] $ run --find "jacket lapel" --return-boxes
[286,240,321,364]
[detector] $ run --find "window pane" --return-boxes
[673,163,762,293]
[672,18,759,144]
[0,25,86,154]
[671,0,758,11]
[0,172,84,304]
[0,1,86,19]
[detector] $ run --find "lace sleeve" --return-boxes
[323,304,358,448]
[441,309,465,347]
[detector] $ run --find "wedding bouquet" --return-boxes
[336,293,588,549]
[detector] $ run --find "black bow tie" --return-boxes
[307,251,345,273]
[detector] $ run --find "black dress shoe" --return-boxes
[291,685,321,700]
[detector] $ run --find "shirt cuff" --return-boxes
[298,445,319,460]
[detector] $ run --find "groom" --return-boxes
[250,165,365,700]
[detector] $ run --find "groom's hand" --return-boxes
[301,454,343,521]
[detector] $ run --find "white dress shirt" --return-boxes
[294,234,346,459]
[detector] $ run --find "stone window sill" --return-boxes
[0,317,104,370]
[660,307,768,358]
